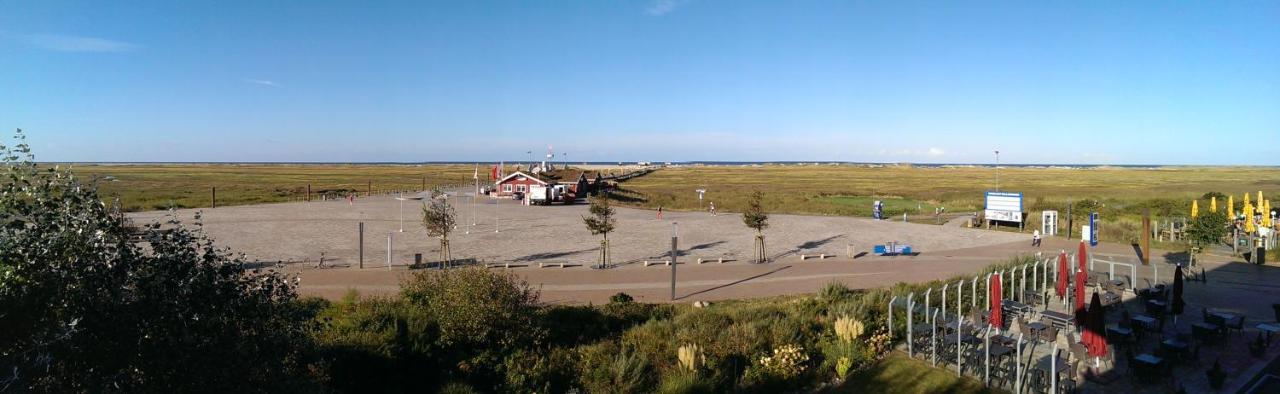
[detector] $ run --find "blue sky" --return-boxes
[2,1,1277,164]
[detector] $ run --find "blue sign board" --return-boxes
[1089,212,1099,247]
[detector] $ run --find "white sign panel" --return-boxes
[984,191,1024,223]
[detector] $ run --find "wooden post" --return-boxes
[358,222,364,269]
[307,184,312,202]
[1141,209,1151,265]
[211,187,216,208]
[422,177,426,191]
[367,180,372,197]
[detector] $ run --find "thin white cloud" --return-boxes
[245,79,281,87]
[645,0,690,16]
[18,33,140,52]
[927,147,945,156]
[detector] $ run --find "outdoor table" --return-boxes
[1133,353,1165,381]
[1101,292,1121,306]
[1147,299,1166,310]
[1107,279,1124,288]
[1026,321,1048,336]
[1107,326,1133,343]
[1258,323,1280,347]
[988,344,1013,357]
[1211,311,1238,322]
[1132,314,1157,326]
[1042,311,1074,329]
[1161,338,1190,362]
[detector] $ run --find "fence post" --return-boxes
[924,288,932,326]
[957,280,964,319]
[907,292,915,358]
[931,308,939,366]
[368,180,372,197]
[888,296,897,340]
[942,283,949,321]
[972,276,979,309]
[956,318,962,375]
[386,233,393,270]
[358,222,364,269]
[307,184,311,202]
[211,187,216,208]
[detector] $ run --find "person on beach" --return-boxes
[1032,229,1042,247]
[657,206,663,220]
[709,201,716,216]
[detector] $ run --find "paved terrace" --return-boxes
[889,250,1280,393]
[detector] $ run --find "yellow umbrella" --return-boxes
[1227,195,1234,217]
[1259,191,1264,207]
[1211,196,1217,213]
[1245,203,1256,233]
[1245,192,1251,207]
[1191,200,1199,218]
[1265,199,1272,227]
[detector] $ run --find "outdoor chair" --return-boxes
[1226,315,1245,337]
[1192,323,1219,346]
[1026,367,1048,394]
[1040,325,1059,344]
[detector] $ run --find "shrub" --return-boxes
[658,369,715,394]
[0,130,314,392]
[503,347,577,393]
[610,292,635,303]
[578,342,655,393]
[820,281,854,301]
[401,267,539,347]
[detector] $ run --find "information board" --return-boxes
[984,191,1024,223]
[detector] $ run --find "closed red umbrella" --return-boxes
[990,273,1003,329]
[1172,265,1185,324]
[1083,292,1108,359]
[1077,241,1088,276]
[1056,251,1069,299]
[1075,268,1088,325]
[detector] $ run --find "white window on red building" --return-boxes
[516,185,527,192]
[503,184,512,192]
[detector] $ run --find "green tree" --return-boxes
[583,195,617,268]
[743,191,770,263]
[422,190,457,266]
[0,129,312,391]
[1186,210,1229,249]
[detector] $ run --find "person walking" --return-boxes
[657,206,663,220]
[709,201,716,216]
[1032,229,1042,247]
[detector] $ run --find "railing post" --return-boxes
[1016,333,1024,393]
[924,288,932,326]
[956,317,963,375]
[1051,345,1059,394]
[957,280,964,319]
[1131,264,1137,290]
[1021,264,1028,302]
[984,325,992,387]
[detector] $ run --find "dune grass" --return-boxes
[830,354,994,394]
[64,164,478,211]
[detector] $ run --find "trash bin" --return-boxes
[414,253,422,267]
[1258,247,1266,265]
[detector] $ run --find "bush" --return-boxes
[0,131,314,392]
[610,292,635,303]
[578,342,655,393]
[401,267,539,347]
[658,369,715,394]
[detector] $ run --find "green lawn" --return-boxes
[831,354,996,394]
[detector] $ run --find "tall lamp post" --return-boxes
[670,222,679,301]
[994,150,1000,192]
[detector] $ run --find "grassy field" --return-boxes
[617,164,1280,244]
[66,164,479,211]
[830,354,994,394]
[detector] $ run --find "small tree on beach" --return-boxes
[422,190,457,267]
[583,195,616,268]
[743,191,769,263]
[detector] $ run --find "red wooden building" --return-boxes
[493,171,550,198]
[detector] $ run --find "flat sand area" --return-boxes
[129,193,1168,303]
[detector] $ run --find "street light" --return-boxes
[395,194,425,232]
[994,150,1000,192]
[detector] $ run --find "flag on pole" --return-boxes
[473,164,479,180]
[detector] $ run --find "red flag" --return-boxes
[990,273,1003,329]
[1056,252,1069,298]
[490,165,498,180]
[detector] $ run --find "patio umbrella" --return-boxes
[1075,268,1088,326]
[1228,195,1234,217]
[1077,241,1088,276]
[1172,265,1185,325]
[990,273,1003,329]
[1056,251,1069,299]
[1191,200,1199,218]
[1211,197,1217,213]
[1083,292,1108,366]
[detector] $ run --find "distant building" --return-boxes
[493,171,550,198]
